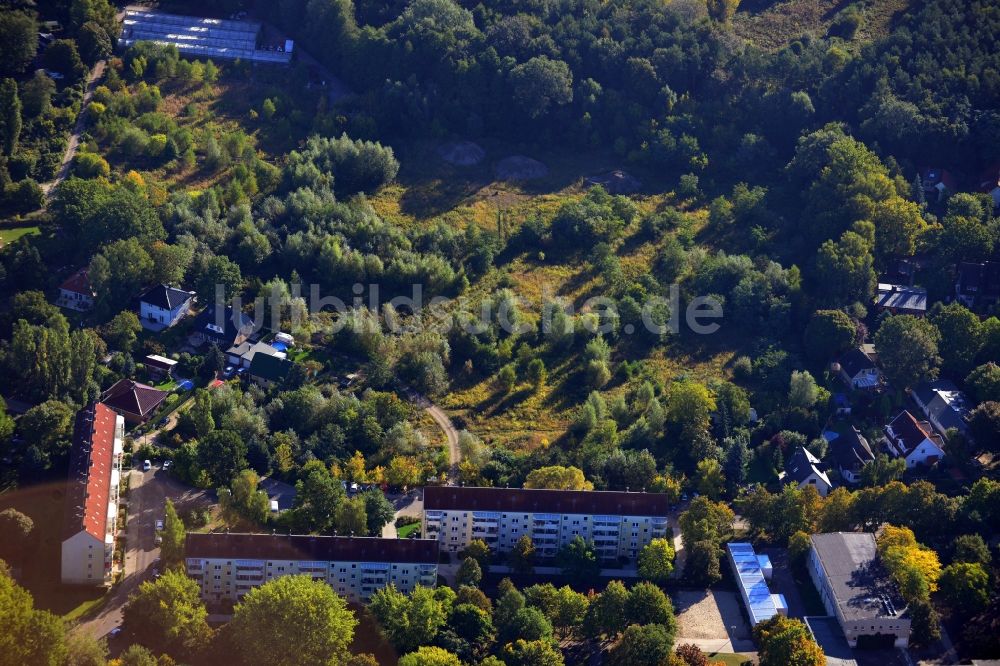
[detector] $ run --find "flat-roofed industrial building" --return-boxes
[807,532,911,648]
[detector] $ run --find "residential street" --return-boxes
[72,464,208,640]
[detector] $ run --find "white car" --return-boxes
[142,460,151,471]
[155,519,164,531]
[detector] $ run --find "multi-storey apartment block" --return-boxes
[61,403,125,585]
[184,533,439,604]
[422,486,670,562]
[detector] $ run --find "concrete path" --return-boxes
[42,60,106,199]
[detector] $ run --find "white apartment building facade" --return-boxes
[422,486,670,562]
[61,403,125,585]
[184,533,439,604]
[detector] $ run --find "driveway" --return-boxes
[72,464,210,639]
[381,489,422,538]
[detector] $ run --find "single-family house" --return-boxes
[100,379,168,425]
[830,426,875,485]
[883,410,946,469]
[781,447,833,497]
[143,354,177,380]
[954,261,1000,310]
[921,167,955,203]
[837,348,882,390]
[831,393,851,416]
[226,340,286,369]
[874,284,927,316]
[190,304,255,349]
[56,268,95,311]
[248,353,294,388]
[138,285,196,331]
[911,380,971,440]
[977,165,1000,211]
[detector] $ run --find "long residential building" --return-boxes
[807,532,911,648]
[61,403,125,585]
[184,533,439,604]
[422,486,670,561]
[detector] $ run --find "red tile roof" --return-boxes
[59,268,93,295]
[64,403,119,541]
[100,379,167,419]
[424,486,671,516]
[886,410,934,455]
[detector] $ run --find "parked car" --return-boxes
[155,519,164,531]
[162,460,172,471]
[108,626,122,638]
[142,459,151,471]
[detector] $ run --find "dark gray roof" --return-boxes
[838,348,876,379]
[810,532,902,621]
[249,352,293,382]
[875,284,927,313]
[185,532,439,563]
[927,393,970,436]
[140,284,194,310]
[192,304,254,344]
[911,379,959,409]
[831,427,875,474]
[785,447,831,487]
[424,486,670,516]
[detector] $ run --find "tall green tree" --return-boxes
[804,309,856,362]
[0,567,68,665]
[122,570,212,658]
[637,538,675,584]
[159,499,186,569]
[609,623,675,666]
[228,575,357,666]
[0,11,37,77]
[874,315,941,388]
[929,303,982,377]
[0,78,22,156]
[195,430,248,486]
[370,584,453,654]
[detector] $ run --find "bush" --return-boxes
[74,152,110,178]
[4,178,44,213]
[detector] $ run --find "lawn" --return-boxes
[396,522,420,539]
[0,479,111,615]
[0,225,40,246]
[706,653,751,666]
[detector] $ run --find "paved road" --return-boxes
[42,60,106,199]
[72,464,207,640]
[381,489,423,539]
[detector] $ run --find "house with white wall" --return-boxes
[884,410,946,468]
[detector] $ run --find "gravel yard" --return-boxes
[673,589,752,641]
